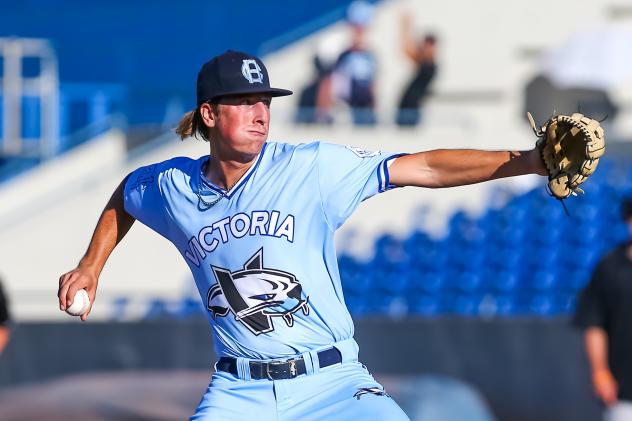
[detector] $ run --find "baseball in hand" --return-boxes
[66,289,91,316]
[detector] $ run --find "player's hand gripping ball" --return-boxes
[66,289,91,316]
[528,112,605,199]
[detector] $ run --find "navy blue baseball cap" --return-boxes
[196,50,293,105]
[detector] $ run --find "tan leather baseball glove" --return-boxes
[528,112,606,199]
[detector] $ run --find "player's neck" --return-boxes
[204,156,255,191]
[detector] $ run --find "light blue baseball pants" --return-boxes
[190,339,410,421]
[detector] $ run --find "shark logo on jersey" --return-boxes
[206,248,310,335]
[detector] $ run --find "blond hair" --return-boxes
[175,105,216,142]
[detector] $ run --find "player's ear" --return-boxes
[199,102,218,128]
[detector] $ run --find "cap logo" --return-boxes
[241,59,264,84]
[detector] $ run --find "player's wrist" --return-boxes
[526,148,547,176]
[76,261,101,279]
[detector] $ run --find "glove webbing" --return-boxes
[528,112,572,216]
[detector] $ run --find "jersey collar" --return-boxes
[198,143,268,199]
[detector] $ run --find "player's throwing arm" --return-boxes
[57,178,135,321]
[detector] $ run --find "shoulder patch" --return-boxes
[345,145,381,158]
[129,165,157,192]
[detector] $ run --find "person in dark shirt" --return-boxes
[574,197,632,420]
[0,279,10,355]
[396,14,438,127]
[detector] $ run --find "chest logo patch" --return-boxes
[206,248,310,336]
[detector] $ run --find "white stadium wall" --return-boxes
[2,0,630,320]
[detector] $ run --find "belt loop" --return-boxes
[302,351,315,375]
[309,349,321,373]
[236,357,251,381]
[335,338,359,363]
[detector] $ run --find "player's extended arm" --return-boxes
[389,148,547,188]
[57,177,135,321]
[585,327,618,405]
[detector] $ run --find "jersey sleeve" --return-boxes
[573,261,608,330]
[124,163,171,238]
[316,142,405,229]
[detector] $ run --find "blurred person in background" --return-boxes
[329,0,377,125]
[574,197,632,421]
[294,46,337,125]
[0,277,11,355]
[396,14,438,127]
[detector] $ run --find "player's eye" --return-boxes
[249,294,275,301]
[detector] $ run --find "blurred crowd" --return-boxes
[295,1,438,127]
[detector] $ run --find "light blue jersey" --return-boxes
[124,141,403,359]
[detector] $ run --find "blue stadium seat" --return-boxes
[408,241,450,272]
[341,268,373,296]
[405,231,433,252]
[523,245,561,272]
[487,270,521,293]
[561,246,601,272]
[528,269,560,292]
[369,268,410,296]
[494,294,522,316]
[528,294,558,317]
[562,267,592,291]
[144,299,171,319]
[344,159,632,318]
[345,295,370,317]
[452,270,485,294]
[407,294,444,317]
[176,297,206,318]
[373,234,410,267]
[557,292,577,314]
[410,271,446,294]
[476,293,522,317]
[486,246,523,273]
[449,293,482,316]
[448,247,486,273]
[109,297,130,320]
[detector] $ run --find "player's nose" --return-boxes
[252,101,269,126]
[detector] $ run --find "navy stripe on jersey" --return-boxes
[378,153,407,192]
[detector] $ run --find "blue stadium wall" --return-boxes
[0,0,368,125]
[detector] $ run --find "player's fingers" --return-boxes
[81,298,95,322]
[65,283,82,308]
[57,272,73,297]
[58,276,76,311]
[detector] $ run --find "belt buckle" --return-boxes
[265,359,298,380]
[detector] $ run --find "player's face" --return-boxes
[211,94,271,157]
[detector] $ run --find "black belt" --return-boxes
[216,347,342,380]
